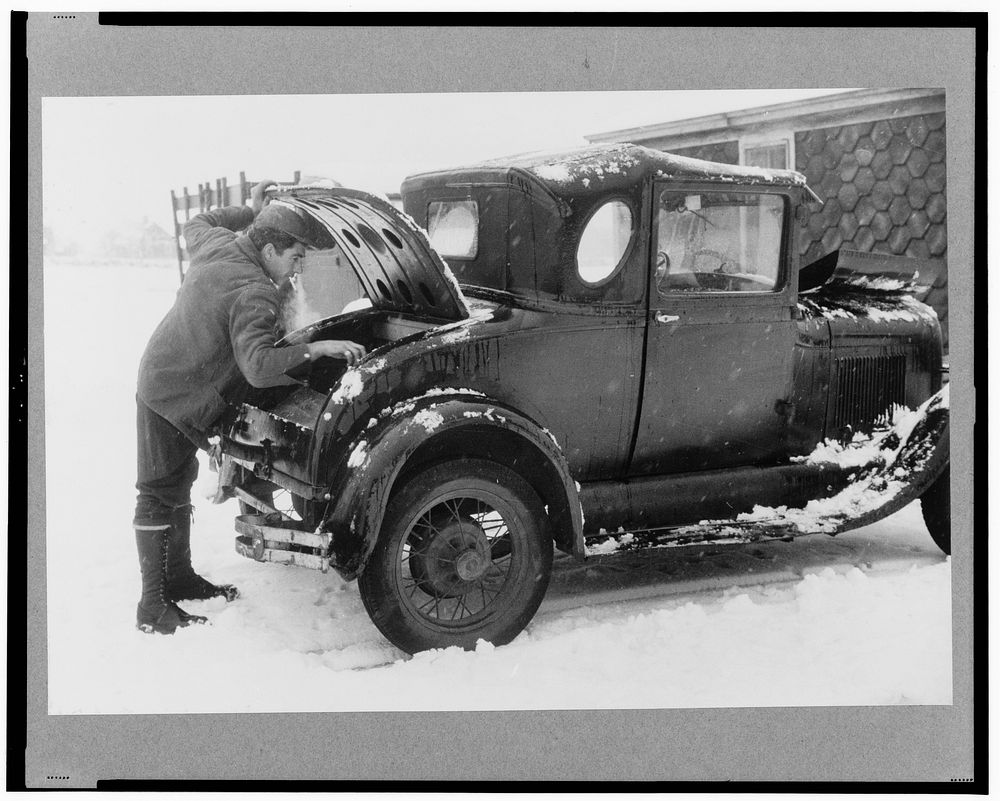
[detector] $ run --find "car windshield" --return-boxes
[655,190,785,294]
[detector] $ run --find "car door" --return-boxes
[491,191,646,482]
[628,184,797,475]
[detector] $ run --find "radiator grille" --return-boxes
[832,354,907,435]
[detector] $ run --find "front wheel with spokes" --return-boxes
[358,458,553,654]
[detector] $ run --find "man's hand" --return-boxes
[251,179,277,216]
[308,340,368,367]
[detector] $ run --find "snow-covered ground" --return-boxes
[43,257,951,715]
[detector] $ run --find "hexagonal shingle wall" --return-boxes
[795,112,948,345]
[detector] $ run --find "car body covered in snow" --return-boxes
[211,143,950,654]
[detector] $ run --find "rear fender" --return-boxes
[319,393,583,579]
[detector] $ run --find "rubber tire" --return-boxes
[920,466,951,555]
[358,458,554,654]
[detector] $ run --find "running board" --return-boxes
[584,521,798,556]
[234,514,330,573]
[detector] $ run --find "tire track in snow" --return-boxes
[540,502,944,614]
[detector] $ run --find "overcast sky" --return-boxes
[42,89,853,250]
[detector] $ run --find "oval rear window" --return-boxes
[576,200,633,285]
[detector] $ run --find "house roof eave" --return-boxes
[586,88,946,147]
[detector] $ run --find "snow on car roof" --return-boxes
[463,143,808,190]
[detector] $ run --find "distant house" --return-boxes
[137,219,176,259]
[586,88,949,346]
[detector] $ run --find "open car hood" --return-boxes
[273,187,470,322]
[799,248,937,297]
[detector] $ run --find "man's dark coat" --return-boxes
[137,206,311,447]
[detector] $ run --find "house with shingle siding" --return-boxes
[587,89,949,347]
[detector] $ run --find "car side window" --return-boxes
[655,190,785,295]
[576,199,634,285]
[428,200,479,260]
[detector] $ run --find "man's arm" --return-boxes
[183,179,275,258]
[183,206,255,258]
[231,287,369,387]
[230,286,311,388]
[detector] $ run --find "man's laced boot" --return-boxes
[166,506,240,603]
[135,527,208,634]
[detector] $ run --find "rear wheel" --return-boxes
[358,458,553,654]
[920,467,951,555]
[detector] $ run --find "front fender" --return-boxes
[319,392,584,579]
[825,383,950,535]
[740,384,949,539]
[616,384,952,549]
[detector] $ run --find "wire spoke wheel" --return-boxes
[359,458,553,654]
[238,480,305,522]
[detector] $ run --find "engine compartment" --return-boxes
[227,308,450,522]
[265,309,443,397]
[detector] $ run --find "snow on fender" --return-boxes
[733,385,950,537]
[587,385,953,553]
[319,393,586,579]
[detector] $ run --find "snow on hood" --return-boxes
[797,292,938,325]
[267,178,343,193]
[866,301,938,324]
[429,304,497,344]
[440,263,471,309]
[798,249,935,297]
[839,274,916,292]
[297,178,343,190]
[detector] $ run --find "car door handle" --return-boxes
[655,312,680,324]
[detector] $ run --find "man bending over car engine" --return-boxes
[133,179,366,635]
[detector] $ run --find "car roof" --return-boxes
[403,143,809,199]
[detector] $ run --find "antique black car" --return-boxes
[210,144,950,654]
